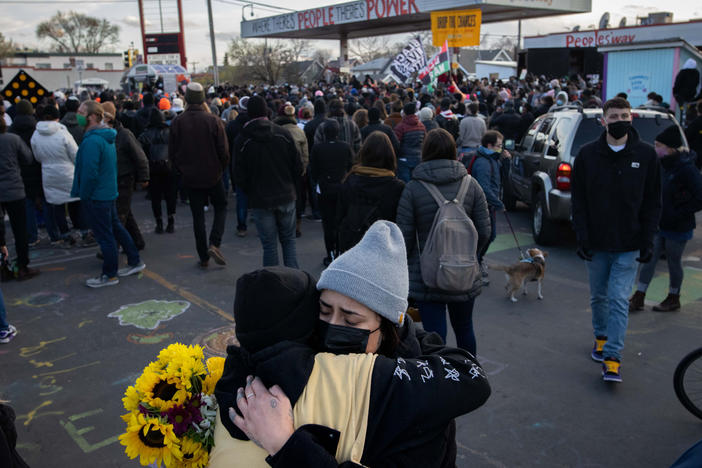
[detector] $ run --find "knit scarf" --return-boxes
[349,164,396,178]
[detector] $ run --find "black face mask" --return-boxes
[607,120,631,140]
[315,319,380,355]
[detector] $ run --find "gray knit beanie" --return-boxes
[185,82,205,105]
[317,220,408,325]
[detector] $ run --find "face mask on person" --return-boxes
[556,100,565,106]
[76,114,88,128]
[315,319,380,354]
[606,120,630,140]
[655,147,670,158]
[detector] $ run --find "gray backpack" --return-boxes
[418,176,479,292]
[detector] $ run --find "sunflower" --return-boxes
[119,412,181,466]
[135,369,190,412]
[178,437,209,468]
[202,357,225,394]
[122,385,141,412]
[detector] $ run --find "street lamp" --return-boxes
[242,4,254,21]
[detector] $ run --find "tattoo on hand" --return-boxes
[270,398,278,409]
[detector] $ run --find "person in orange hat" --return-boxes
[158,97,171,111]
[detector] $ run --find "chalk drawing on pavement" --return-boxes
[193,325,239,358]
[11,291,67,307]
[108,300,190,330]
[127,330,174,345]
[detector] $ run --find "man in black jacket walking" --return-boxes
[571,97,661,383]
[234,96,303,268]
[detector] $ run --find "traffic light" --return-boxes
[123,50,131,68]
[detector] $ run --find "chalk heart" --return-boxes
[108,300,190,330]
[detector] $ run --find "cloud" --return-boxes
[122,16,152,28]
[213,31,237,41]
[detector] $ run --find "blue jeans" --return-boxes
[251,201,299,268]
[397,157,419,183]
[586,250,638,361]
[417,299,476,355]
[83,199,140,278]
[26,197,59,242]
[0,288,7,329]
[236,187,248,231]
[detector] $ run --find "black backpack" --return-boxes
[337,184,395,254]
[436,114,460,141]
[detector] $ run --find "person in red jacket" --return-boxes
[393,102,426,182]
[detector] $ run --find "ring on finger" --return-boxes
[246,392,255,399]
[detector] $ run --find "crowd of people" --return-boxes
[1,67,702,465]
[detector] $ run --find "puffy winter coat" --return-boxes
[30,121,80,204]
[0,132,33,202]
[394,115,426,165]
[277,117,310,172]
[313,115,362,155]
[9,114,43,200]
[659,150,702,233]
[70,127,119,201]
[396,159,491,302]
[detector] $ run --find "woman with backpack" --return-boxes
[336,131,405,255]
[396,128,491,354]
[138,110,176,234]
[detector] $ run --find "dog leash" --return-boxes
[502,210,526,260]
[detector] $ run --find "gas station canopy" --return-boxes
[241,0,591,40]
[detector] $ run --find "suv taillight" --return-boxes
[556,163,572,191]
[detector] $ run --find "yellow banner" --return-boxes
[431,9,482,47]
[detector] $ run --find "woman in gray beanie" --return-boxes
[396,128,491,354]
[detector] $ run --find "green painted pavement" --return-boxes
[486,232,533,255]
[640,267,702,306]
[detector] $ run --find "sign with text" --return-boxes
[389,36,427,83]
[431,9,481,47]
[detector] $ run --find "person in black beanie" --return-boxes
[233,95,302,268]
[630,125,702,313]
[360,107,400,157]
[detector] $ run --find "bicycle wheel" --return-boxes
[674,347,702,420]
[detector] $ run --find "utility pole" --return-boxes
[206,0,219,86]
[191,61,198,73]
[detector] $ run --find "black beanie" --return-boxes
[655,125,682,149]
[368,107,380,122]
[403,102,416,115]
[314,98,326,117]
[247,96,267,119]
[234,267,319,354]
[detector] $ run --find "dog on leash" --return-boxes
[490,248,548,302]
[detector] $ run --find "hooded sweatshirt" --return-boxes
[70,127,119,201]
[30,121,80,204]
[233,118,303,209]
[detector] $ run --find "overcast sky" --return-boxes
[1,0,698,71]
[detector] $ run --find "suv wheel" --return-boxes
[532,194,558,245]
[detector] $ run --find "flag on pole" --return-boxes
[388,36,427,83]
[419,41,450,92]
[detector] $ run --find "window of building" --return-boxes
[35,63,51,69]
[86,63,94,69]
[63,63,72,68]
[105,63,113,70]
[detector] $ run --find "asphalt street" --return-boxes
[1,191,701,467]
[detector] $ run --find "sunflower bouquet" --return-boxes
[119,343,225,467]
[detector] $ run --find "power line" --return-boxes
[214,0,294,12]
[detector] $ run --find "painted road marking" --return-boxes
[642,267,702,306]
[486,232,533,255]
[142,269,233,323]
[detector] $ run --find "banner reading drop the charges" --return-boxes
[431,9,481,47]
[389,36,427,83]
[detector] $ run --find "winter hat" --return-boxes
[171,98,184,113]
[238,96,249,111]
[315,90,324,97]
[158,97,171,110]
[655,125,683,149]
[234,267,319,354]
[419,107,433,120]
[15,99,34,116]
[283,105,295,117]
[247,95,267,118]
[403,102,416,115]
[317,220,408,325]
[185,82,205,105]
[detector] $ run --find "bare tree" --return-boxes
[36,11,120,53]
[228,37,300,84]
[312,48,333,66]
[349,37,390,63]
[0,33,14,60]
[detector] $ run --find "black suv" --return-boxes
[503,105,688,245]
